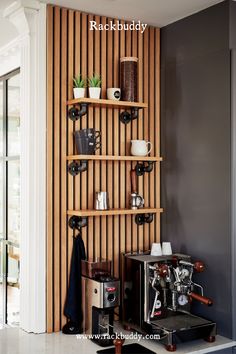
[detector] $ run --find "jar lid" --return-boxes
[120,57,138,62]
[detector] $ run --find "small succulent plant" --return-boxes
[88,74,102,88]
[73,74,86,88]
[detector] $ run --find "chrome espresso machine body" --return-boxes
[122,253,216,351]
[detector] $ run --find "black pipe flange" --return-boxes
[135,213,154,225]
[119,108,140,124]
[120,111,132,124]
[68,103,88,121]
[68,215,88,230]
[68,160,88,176]
[135,161,154,176]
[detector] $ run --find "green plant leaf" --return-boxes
[73,74,86,88]
[88,74,101,87]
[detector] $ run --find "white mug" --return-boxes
[107,88,121,101]
[151,243,162,256]
[131,140,152,156]
[162,242,172,255]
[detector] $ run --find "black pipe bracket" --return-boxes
[119,107,141,124]
[68,160,88,176]
[135,213,154,226]
[68,215,88,230]
[135,161,154,176]
[68,103,89,121]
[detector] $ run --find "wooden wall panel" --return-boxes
[46,5,161,332]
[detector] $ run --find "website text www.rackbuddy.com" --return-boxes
[76,333,160,342]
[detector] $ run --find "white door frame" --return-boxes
[4,0,46,333]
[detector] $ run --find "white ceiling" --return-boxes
[40,0,225,27]
[0,0,225,48]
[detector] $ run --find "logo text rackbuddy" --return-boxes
[90,20,147,34]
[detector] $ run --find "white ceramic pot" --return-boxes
[89,87,101,99]
[131,140,152,156]
[73,87,85,99]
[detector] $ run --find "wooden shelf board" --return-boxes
[66,154,163,162]
[66,97,148,109]
[67,208,164,217]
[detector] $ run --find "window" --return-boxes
[0,69,20,327]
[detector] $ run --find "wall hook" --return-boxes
[135,213,154,226]
[68,215,88,230]
[135,161,154,176]
[68,160,88,176]
[68,103,89,121]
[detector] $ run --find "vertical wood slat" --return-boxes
[94,15,101,260]
[53,6,61,332]
[81,13,88,251]
[113,26,119,277]
[143,28,150,251]
[88,14,94,260]
[67,9,74,275]
[60,8,68,328]
[101,16,107,260]
[138,30,144,252]
[107,22,113,265]
[46,6,160,332]
[46,4,53,333]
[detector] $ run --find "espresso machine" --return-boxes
[122,253,216,352]
[82,259,120,347]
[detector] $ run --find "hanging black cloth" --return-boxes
[62,233,86,334]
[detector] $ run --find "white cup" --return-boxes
[107,88,121,100]
[131,140,152,156]
[162,242,172,255]
[151,243,163,256]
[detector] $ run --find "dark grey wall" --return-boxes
[161,1,232,337]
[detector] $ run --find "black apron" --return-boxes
[63,234,86,334]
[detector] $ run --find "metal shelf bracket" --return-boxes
[68,160,88,176]
[135,213,154,225]
[119,107,141,124]
[68,103,89,121]
[68,215,88,230]
[135,161,154,176]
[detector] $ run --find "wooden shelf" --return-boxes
[66,97,148,109]
[67,155,163,162]
[67,208,163,217]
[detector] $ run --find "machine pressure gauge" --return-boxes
[178,294,188,306]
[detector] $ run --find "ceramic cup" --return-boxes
[131,140,152,156]
[162,242,172,255]
[107,88,121,101]
[151,243,163,256]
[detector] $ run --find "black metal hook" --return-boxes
[68,103,89,121]
[68,160,88,176]
[135,213,154,226]
[68,215,88,230]
[135,161,154,176]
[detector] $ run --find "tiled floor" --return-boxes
[0,327,235,354]
[0,284,20,326]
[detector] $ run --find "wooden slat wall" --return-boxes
[46,5,161,332]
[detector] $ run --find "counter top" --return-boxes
[0,327,235,354]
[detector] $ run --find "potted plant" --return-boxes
[73,74,86,98]
[88,74,101,99]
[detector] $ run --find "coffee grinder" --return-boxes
[82,259,120,347]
